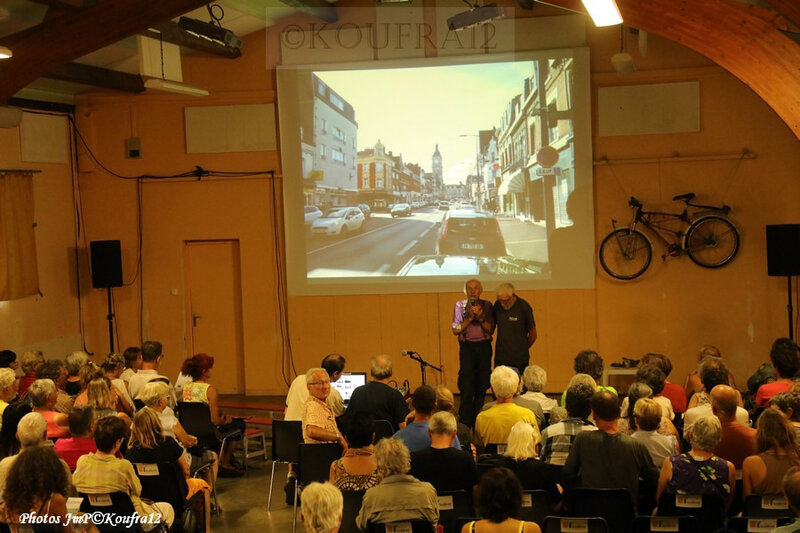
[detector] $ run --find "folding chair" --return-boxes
[133,462,205,533]
[542,516,609,533]
[519,489,552,527]
[267,420,303,510]
[78,492,146,532]
[631,516,699,533]
[743,494,792,518]
[293,443,344,532]
[570,487,636,533]
[657,493,726,532]
[340,490,366,533]
[374,419,395,443]
[366,519,436,532]
[484,443,507,455]
[436,490,472,533]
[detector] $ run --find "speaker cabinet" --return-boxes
[766,224,800,277]
[89,240,123,288]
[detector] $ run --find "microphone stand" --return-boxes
[405,351,442,385]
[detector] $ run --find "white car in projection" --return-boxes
[310,207,365,236]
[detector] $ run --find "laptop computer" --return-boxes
[331,372,367,407]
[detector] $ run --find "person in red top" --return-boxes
[756,338,800,407]
[643,353,687,415]
[712,384,756,469]
[54,406,97,470]
[17,351,43,398]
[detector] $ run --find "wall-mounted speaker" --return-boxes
[89,240,123,288]
[766,224,800,277]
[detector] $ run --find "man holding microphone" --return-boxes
[452,278,495,428]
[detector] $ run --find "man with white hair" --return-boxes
[346,355,409,431]
[302,368,346,447]
[410,411,478,495]
[452,278,496,429]
[285,353,347,420]
[0,412,72,500]
[493,282,537,373]
[474,366,540,450]
[521,365,557,414]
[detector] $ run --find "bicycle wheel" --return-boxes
[598,228,652,280]
[684,215,739,268]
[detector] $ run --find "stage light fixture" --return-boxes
[447,4,505,31]
[0,46,12,59]
[178,16,243,50]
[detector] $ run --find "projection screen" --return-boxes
[278,49,594,295]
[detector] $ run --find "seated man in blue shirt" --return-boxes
[393,385,460,452]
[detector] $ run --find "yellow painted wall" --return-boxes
[8,10,797,395]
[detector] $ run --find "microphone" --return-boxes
[401,350,417,356]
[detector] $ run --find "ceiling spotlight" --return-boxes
[447,3,505,31]
[0,46,12,59]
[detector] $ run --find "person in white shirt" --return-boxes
[520,365,557,414]
[128,341,177,406]
[684,362,749,433]
[285,354,346,421]
[631,397,679,467]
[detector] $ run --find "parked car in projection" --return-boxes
[358,204,372,218]
[390,203,412,217]
[436,209,507,257]
[438,200,450,211]
[304,205,323,226]
[310,207,365,236]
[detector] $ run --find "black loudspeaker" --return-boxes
[90,240,123,288]
[766,224,800,277]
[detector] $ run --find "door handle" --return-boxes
[192,314,201,327]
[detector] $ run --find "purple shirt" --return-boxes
[453,299,494,342]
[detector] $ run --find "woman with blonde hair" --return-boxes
[495,421,560,503]
[743,408,800,497]
[125,408,212,532]
[631,398,679,467]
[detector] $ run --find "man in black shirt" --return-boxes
[345,355,409,432]
[493,283,536,373]
[410,411,478,496]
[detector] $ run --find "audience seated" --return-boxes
[656,415,735,508]
[0,350,18,371]
[409,411,477,495]
[85,378,131,426]
[461,466,541,533]
[684,358,749,433]
[17,351,43,398]
[1,446,74,532]
[73,416,175,531]
[128,341,177,405]
[303,367,347,448]
[495,421,560,503]
[181,354,245,477]
[54,406,97,470]
[126,408,211,532]
[520,365,557,415]
[0,397,32,459]
[174,356,195,401]
[548,406,567,425]
[475,366,540,450]
[559,373,598,408]
[434,385,475,453]
[562,390,658,506]
[102,353,135,416]
[619,382,679,439]
[329,411,381,491]
[0,369,17,428]
[480,378,545,432]
[774,467,800,532]
[63,351,89,397]
[561,350,615,406]
[285,354,347,421]
[0,412,72,499]
[684,344,736,402]
[28,379,69,439]
[631,398,679,468]
[642,353,687,415]
[540,381,596,466]
[120,346,141,384]
[71,363,104,406]
[346,355,409,432]
[712,384,757,470]
[395,385,460,452]
[742,408,800,498]
[301,482,343,533]
[356,437,438,529]
[755,338,800,407]
[621,365,674,422]
[36,360,74,415]
[770,391,800,441]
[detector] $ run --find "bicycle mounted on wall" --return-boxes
[599,192,740,280]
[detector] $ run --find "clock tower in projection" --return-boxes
[432,144,443,198]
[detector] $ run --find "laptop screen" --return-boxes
[331,372,367,403]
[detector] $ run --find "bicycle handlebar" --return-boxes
[629,197,642,209]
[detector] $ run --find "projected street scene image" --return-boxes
[296,58,579,279]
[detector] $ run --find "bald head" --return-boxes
[711,384,738,418]
[370,355,392,380]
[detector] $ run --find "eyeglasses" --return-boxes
[309,381,330,386]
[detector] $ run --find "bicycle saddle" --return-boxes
[672,192,696,202]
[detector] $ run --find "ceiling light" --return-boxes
[144,78,209,97]
[0,46,12,59]
[581,0,623,26]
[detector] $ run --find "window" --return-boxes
[332,149,345,165]
[317,83,325,97]
[321,118,327,133]
[329,93,344,111]
[375,162,384,173]
[376,178,384,188]
[320,144,326,159]
[332,127,345,143]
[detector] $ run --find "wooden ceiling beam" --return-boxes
[765,0,800,29]
[43,62,144,93]
[0,0,212,104]
[143,21,242,59]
